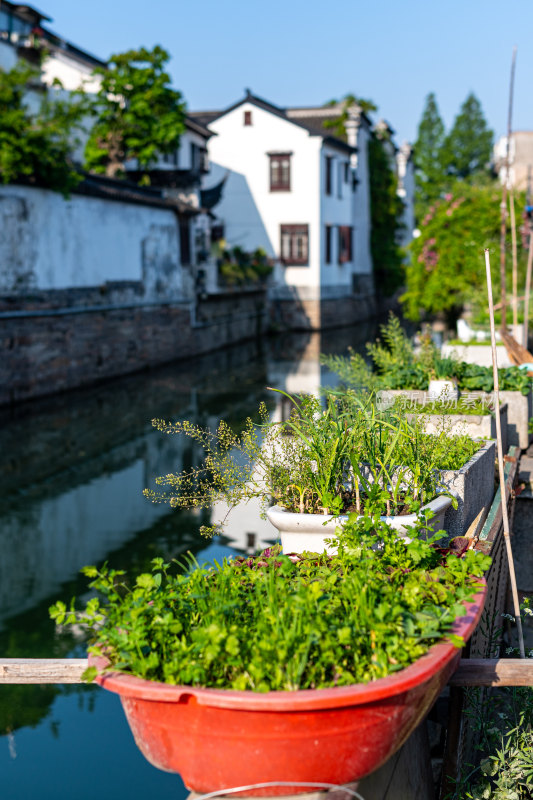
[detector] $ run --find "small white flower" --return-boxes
[523,607,533,617]
[501,613,515,622]
[506,647,516,655]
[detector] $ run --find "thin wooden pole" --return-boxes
[523,224,533,348]
[500,46,517,333]
[523,165,533,348]
[484,248,525,658]
[510,191,518,327]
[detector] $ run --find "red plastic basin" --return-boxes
[93,582,485,796]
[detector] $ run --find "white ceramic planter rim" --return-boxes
[266,494,453,535]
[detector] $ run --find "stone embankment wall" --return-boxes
[0,184,375,405]
[0,288,267,405]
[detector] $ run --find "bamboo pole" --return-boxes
[499,46,517,333]
[523,224,533,348]
[484,248,525,658]
[510,191,518,327]
[523,165,533,348]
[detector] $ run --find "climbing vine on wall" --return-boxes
[368,131,405,297]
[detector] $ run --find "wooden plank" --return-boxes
[477,445,518,543]
[450,658,533,687]
[439,686,464,800]
[0,658,88,683]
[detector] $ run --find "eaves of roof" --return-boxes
[185,115,216,140]
[40,26,107,68]
[4,2,51,23]
[77,174,204,215]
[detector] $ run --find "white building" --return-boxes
[0,1,105,90]
[191,93,378,328]
[396,141,415,249]
[494,132,533,192]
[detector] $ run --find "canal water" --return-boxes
[0,323,376,800]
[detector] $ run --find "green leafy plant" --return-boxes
[143,387,481,530]
[218,246,273,287]
[322,314,532,395]
[49,516,490,691]
[448,598,533,800]
[0,62,90,195]
[403,183,526,323]
[368,129,406,296]
[84,45,186,179]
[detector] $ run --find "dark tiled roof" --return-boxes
[77,173,201,215]
[185,115,214,140]
[189,110,222,127]
[285,113,333,136]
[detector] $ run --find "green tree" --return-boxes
[441,93,493,180]
[322,93,378,140]
[414,92,446,216]
[402,182,523,323]
[85,45,186,178]
[0,63,88,195]
[368,130,405,296]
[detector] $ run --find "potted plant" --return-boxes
[144,390,487,554]
[50,517,489,795]
[322,315,532,450]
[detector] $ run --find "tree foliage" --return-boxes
[413,92,493,222]
[414,92,446,216]
[322,93,378,140]
[0,62,88,195]
[441,93,493,181]
[368,130,405,296]
[84,45,186,178]
[402,183,525,322]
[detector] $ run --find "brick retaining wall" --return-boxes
[0,290,268,405]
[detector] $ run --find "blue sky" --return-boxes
[40,0,532,146]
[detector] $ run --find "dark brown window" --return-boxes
[344,162,350,183]
[210,224,225,244]
[244,110,252,126]
[280,224,309,265]
[338,226,353,264]
[269,154,291,191]
[325,225,332,264]
[179,217,191,265]
[325,156,333,195]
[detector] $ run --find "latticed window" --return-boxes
[269,154,291,191]
[280,225,309,266]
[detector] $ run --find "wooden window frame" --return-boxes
[338,225,353,264]
[269,153,291,192]
[325,156,333,196]
[344,162,350,183]
[325,225,332,265]
[280,224,309,266]
[244,110,252,126]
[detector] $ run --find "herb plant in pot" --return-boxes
[143,390,484,554]
[50,517,489,795]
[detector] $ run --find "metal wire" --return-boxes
[192,782,365,800]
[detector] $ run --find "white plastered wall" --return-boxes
[203,103,323,298]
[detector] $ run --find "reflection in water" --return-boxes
[0,324,374,799]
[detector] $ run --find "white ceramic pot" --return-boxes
[266,495,453,554]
